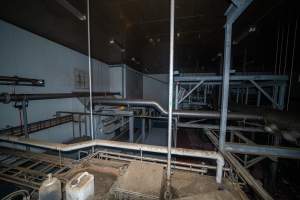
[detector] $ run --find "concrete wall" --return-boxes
[0,20,110,143]
[143,74,169,108]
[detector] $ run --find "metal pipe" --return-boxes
[177,123,265,133]
[0,135,224,184]
[224,142,300,159]
[0,92,119,103]
[87,0,94,149]
[94,99,263,120]
[21,100,29,151]
[166,0,175,194]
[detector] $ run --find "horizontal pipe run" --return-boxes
[94,99,263,120]
[0,135,224,184]
[95,150,229,171]
[0,76,44,87]
[177,123,265,133]
[224,142,300,159]
[0,92,120,103]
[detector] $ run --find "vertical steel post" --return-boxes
[142,118,145,142]
[273,85,279,109]
[129,116,134,143]
[245,87,249,105]
[166,0,175,196]
[72,114,75,138]
[148,109,152,133]
[257,91,261,107]
[218,54,223,108]
[278,83,286,110]
[142,109,145,142]
[84,98,88,136]
[204,85,207,105]
[22,100,29,151]
[175,82,179,109]
[219,22,232,151]
[236,88,240,104]
[87,0,94,147]
[79,115,82,137]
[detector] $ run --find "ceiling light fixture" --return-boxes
[109,38,125,52]
[109,39,115,44]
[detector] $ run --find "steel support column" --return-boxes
[257,91,261,107]
[175,82,179,109]
[129,117,134,143]
[21,100,29,151]
[219,22,232,150]
[166,0,175,197]
[141,118,145,142]
[278,83,286,110]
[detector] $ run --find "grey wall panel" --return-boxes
[0,20,110,143]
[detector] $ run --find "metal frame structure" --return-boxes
[174,74,288,110]
[1,1,299,200]
[0,115,73,136]
[0,148,72,190]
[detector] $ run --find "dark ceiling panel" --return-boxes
[1,0,294,73]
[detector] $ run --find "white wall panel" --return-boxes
[0,20,110,143]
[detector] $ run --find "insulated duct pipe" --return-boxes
[0,92,120,103]
[94,99,263,120]
[0,135,224,184]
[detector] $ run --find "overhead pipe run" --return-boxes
[0,92,120,103]
[94,99,263,120]
[0,135,224,184]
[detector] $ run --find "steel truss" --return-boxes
[174,74,288,110]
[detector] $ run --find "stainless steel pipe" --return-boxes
[0,135,224,184]
[94,99,263,120]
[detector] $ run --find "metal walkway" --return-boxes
[0,148,72,189]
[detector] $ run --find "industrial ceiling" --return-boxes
[0,0,295,73]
